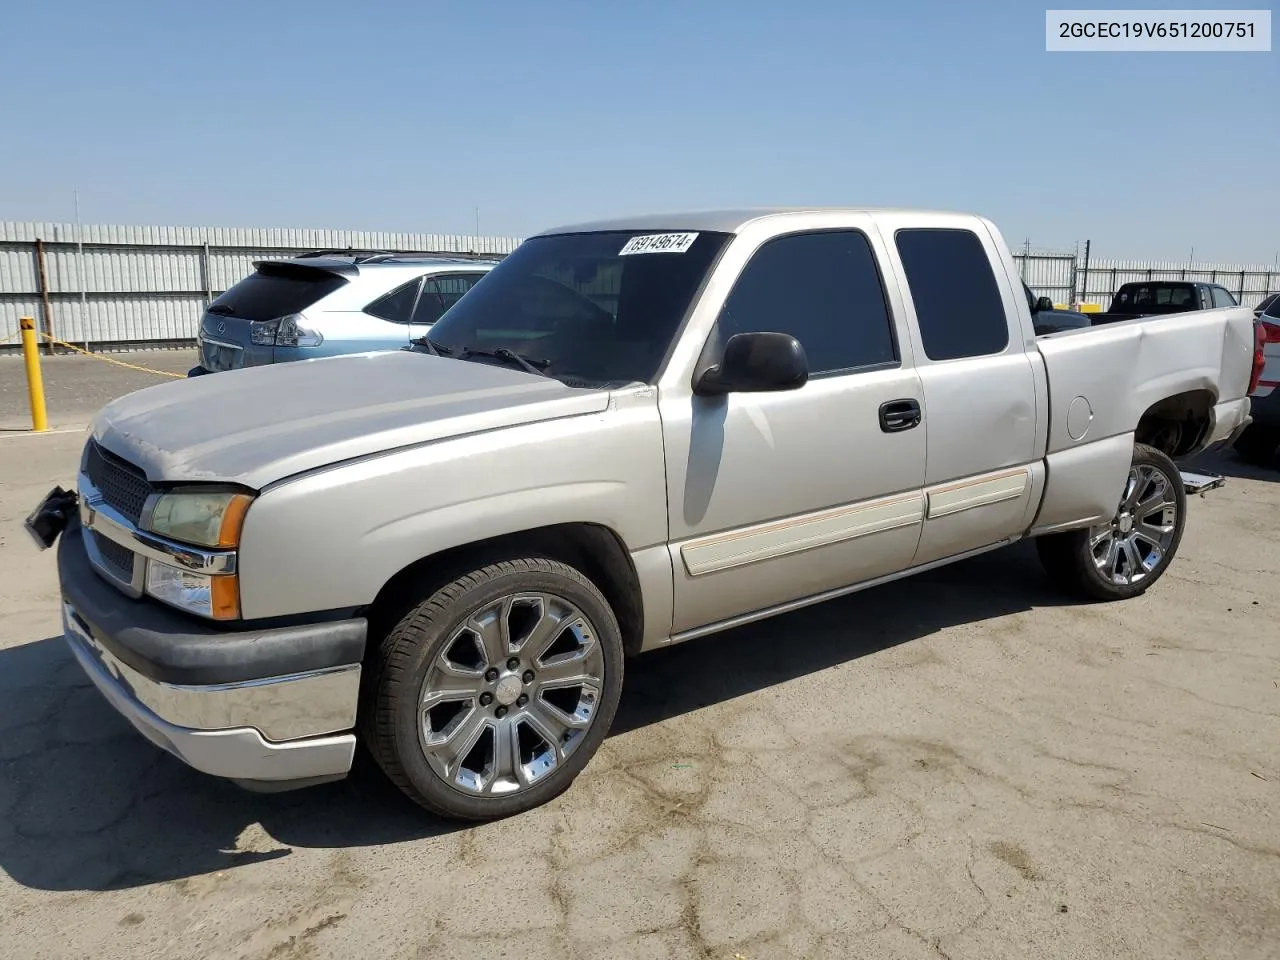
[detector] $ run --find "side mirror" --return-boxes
[694,331,808,396]
[1035,296,1055,313]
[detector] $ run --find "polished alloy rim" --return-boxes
[418,592,605,796]
[1088,463,1179,586]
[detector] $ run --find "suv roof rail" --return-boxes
[373,250,506,262]
[290,249,505,265]
[293,248,395,262]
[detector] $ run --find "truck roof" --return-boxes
[534,206,973,237]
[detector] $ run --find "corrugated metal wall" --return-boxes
[2,221,1277,348]
[0,221,524,347]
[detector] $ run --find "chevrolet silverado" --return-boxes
[28,207,1262,821]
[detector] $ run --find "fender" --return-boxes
[236,388,671,624]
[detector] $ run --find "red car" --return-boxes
[1235,295,1280,464]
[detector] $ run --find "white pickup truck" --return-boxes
[29,207,1263,821]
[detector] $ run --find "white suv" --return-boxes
[190,252,498,376]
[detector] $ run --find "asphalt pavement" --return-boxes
[0,348,197,432]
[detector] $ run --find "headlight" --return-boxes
[149,491,252,548]
[145,491,251,620]
[147,564,240,620]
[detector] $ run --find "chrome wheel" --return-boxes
[1088,462,1179,587]
[417,592,605,796]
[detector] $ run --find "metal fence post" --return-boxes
[19,317,48,432]
[1081,239,1091,306]
[34,238,55,355]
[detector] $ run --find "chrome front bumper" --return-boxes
[62,601,361,789]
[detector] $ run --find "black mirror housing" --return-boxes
[694,331,809,396]
[1035,296,1055,313]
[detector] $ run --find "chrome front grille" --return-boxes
[84,441,151,525]
[90,529,135,580]
[79,440,154,595]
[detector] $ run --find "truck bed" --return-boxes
[1029,304,1255,533]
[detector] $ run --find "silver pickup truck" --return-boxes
[28,207,1261,822]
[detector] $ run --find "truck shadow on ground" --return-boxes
[1184,447,1279,483]
[0,540,1073,892]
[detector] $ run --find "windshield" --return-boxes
[1260,293,1280,318]
[425,230,733,385]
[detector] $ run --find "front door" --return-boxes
[659,224,928,636]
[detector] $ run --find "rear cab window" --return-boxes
[893,228,1009,360]
[1210,286,1238,308]
[209,262,347,322]
[1115,283,1198,312]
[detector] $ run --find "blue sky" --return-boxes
[0,0,1275,260]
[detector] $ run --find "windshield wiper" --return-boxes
[408,336,453,357]
[457,346,551,377]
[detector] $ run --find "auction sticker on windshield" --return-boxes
[619,232,700,255]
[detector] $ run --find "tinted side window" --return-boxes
[714,230,897,376]
[412,273,486,325]
[1211,286,1237,308]
[365,278,422,323]
[894,228,1009,361]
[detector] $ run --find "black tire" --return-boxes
[1233,423,1280,466]
[1036,443,1187,602]
[364,557,624,821]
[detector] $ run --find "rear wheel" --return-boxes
[365,558,624,821]
[1233,423,1280,466]
[1036,443,1186,601]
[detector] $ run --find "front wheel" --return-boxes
[1036,443,1187,601]
[364,557,624,821]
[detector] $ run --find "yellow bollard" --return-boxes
[19,316,49,432]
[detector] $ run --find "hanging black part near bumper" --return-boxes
[24,486,79,550]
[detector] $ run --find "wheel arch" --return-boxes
[364,522,647,657]
[1135,388,1216,458]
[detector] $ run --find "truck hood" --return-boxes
[90,351,612,488]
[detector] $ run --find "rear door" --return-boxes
[874,218,1043,566]
[359,276,425,350]
[406,272,489,339]
[358,271,489,349]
